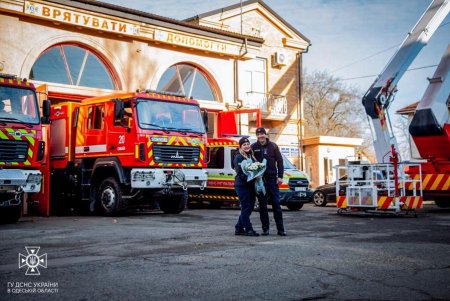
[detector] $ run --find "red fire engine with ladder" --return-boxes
[336,0,450,214]
[45,90,208,215]
[0,74,50,223]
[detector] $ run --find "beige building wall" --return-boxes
[0,8,237,112]
[188,1,310,167]
[303,136,363,187]
[0,0,310,167]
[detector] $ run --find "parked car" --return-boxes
[312,176,348,207]
[280,154,313,210]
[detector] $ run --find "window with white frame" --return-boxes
[241,58,267,108]
[30,44,116,90]
[157,64,217,102]
[243,58,266,95]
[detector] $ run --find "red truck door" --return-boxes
[108,100,134,159]
[78,104,107,156]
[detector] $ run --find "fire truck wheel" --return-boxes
[313,191,327,207]
[434,198,450,208]
[159,191,187,214]
[0,206,22,224]
[97,177,124,215]
[286,203,304,211]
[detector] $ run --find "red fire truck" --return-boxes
[0,74,50,223]
[336,0,449,214]
[48,91,208,215]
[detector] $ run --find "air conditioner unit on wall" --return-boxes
[273,51,287,67]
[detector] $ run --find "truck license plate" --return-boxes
[295,187,306,191]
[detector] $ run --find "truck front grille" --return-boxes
[0,140,28,162]
[153,145,200,164]
[288,178,309,189]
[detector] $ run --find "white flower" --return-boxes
[246,162,265,171]
[241,159,267,195]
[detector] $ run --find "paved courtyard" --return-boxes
[1,203,450,300]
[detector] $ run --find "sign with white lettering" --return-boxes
[154,30,241,56]
[24,1,140,36]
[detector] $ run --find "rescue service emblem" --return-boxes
[189,138,200,146]
[8,131,35,138]
[54,110,64,117]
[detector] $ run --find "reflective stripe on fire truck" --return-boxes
[0,77,32,87]
[188,194,239,201]
[146,135,205,167]
[337,196,347,208]
[400,196,423,209]
[377,196,394,209]
[207,173,235,189]
[338,195,422,210]
[207,141,238,147]
[75,144,107,154]
[406,174,450,191]
[0,128,36,166]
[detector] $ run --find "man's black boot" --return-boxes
[277,225,286,236]
[235,229,246,236]
[262,229,270,236]
[245,229,260,237]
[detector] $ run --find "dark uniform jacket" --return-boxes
[233,152,256,185]
[251,139,283,178]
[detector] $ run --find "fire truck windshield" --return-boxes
[136,98,205,133]
[0,86,40,125]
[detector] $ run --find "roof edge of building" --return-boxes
[46,0,264,45]
[184,0,310,44]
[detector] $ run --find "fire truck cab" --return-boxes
[49,91,208,215]
[189,137,312,210]
[0,74,50,223]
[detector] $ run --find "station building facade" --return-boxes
[0,0,310,167]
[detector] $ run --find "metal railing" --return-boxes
[334,162,423,210]
[244,91,288,115]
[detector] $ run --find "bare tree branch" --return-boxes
[303,70,366,138]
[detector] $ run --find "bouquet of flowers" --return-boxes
[241,158,267,195]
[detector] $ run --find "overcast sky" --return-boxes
[102,0,449,114]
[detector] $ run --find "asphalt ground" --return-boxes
[1,203,450,301]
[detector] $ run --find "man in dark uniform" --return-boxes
[251,127,286,236]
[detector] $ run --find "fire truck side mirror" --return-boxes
[113,99,125,120]
[41,100,51,124]
[203,109,208,132]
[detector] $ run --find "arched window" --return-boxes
[29,44,116,90]
[157,64,218,101]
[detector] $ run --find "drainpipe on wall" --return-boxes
[234,38,248,135]
[297,46,309,171]
[234,57,238,102]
